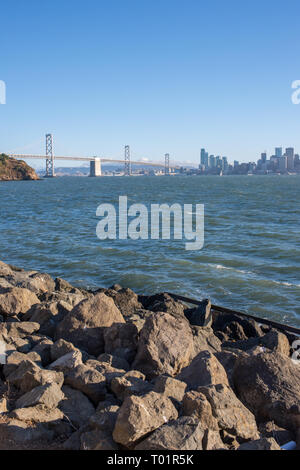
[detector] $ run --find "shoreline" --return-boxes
[0,260,299,450]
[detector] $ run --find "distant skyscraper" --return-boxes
[200,148,209,169]
[286,147,294,158]
[200,148,206,166]
[279,156,287,173]
[209,155,216,168]
[285,147,294,171]
[222,156,228,171]
[275,147,282,158]
[261,152,267,163]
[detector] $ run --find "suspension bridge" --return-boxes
[8,134,175,177]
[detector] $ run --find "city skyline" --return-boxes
[196,145,300,175]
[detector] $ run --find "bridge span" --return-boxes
[8,134,176,177]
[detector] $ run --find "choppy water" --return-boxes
[0,175,299,326]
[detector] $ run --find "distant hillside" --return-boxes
[0,154,39,181]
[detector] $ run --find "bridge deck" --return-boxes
[8,154,178,168]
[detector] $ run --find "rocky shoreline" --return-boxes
[0,260,299,450]
[0,155,39,181]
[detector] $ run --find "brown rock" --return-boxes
[0,287,40,316]
[59,385,95,429]
[55,293,125,356]
[182,390,218,430]
[213,312,263,339]
[198,384,259,442]
[0,418,54,447]
[153,376,187,402]
[13,271,55,295]
[111,372,152,401]
[8,360,64,393]
[0,321,40,338]
[85,359,125,385]
[132,311,194,379]
[10,405,64,423]
[80,429,118,450]
[191,326,222,356]
[238,437,281,450]
[0,398,8,413]
[113,391,178,446]
[49,351,82,373]
[105,287,142,317]
[55,277,82,295]
[135,416,207,450]
[64,364,106,405]
[143,293,186,317]
[97,353,130,371]
[223,329,290,356]
[214,350,245,387]
[258,420,293,446]
[50,338,80,362]
[31,338,53,366]
[3,351,42,377]
[103,322,139,363]
[177,351,229,390]
[89,405,119,433]
[233,351,300,431]
[204,429,227,450]
[15,383,65,409]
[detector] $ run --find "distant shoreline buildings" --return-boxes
[192,147,300,176]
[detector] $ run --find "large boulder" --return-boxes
[0,418,54,448]
[85,360,125,387]
[223,329,290,356]
[113,391,178,447]
[0,322,40,339]
[191,326,222,356]
[7,360,64,393]
[49,351,82,373]
[11,272,55,295]
[3,351,42,377]
[233,351,300,431]
[153,376,187,402]
[50,339,81,362]
[142,293,186,317]
[64,364,107,405]
[103,322,139,363]
[97,353,130,372]
[10,406,64,424]
[213,311,263,339]
[80,429,118,450]
[55,293,125,356]
[136,416,224,450]
[177,351,229,390]
[238,438,281,450]
[132,311,195,379]
[24,301,72,337]
[198,384,259,442]
[182,390,219,430]
[15,383,64,409]
[59,386,95,429]
[111,372,152,401]
[105,287,142,317]
[0,287,40,316]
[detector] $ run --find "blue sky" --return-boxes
[1,0,300,167]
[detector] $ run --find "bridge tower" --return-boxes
[164,153,170,175]
[45,134,55,177]
[124,145,131,176]
[90,158,102,177]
